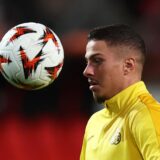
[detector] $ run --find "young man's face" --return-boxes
[83,40,125,103]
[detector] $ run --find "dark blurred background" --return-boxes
[0,0,160,159]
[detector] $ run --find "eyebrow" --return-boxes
[85,53,102,60]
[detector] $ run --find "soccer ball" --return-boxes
[0,22,64,90]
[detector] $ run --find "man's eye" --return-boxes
[93,58,103,64]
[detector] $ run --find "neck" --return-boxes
[122,76,141,91]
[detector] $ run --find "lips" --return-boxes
[88,79,99,90]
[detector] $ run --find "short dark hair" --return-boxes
[88,24,146,65]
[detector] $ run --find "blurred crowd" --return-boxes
[0,0,160,159]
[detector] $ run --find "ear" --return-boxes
[123,58,136,75]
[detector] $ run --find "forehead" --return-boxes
[85,40,111,59]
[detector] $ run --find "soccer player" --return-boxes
[80,24,160,160]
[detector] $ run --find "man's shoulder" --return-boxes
[86,108,106,126]
[128,93,160,143]
[90,108,106,119]
[138,93,160,110]
[85,108,107,134]
[129,92,160,115]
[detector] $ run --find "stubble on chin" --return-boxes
[93,93,106,104]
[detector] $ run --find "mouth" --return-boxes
[88,79,99,91]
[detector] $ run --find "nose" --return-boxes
[83,64,94,77]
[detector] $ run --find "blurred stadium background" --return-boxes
[0,0,160,159]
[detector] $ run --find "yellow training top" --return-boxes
[80,81,160,160]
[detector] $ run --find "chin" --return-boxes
[93,94,106,104]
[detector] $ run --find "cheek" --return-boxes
[103,64,123,83]
[113,66,123,76]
